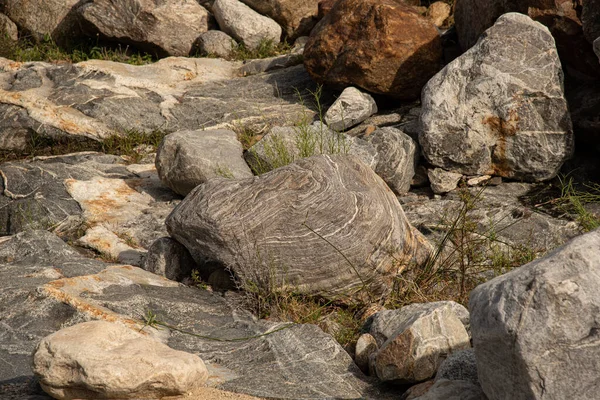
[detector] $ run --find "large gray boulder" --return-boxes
[213,0,282,50]
[420,13,573,182]
[469,228,600,400]
[32,320,208,399]
[0,230,376,399]
[78,0,210,56]
[155,129,253,196]
[166,155,432,303]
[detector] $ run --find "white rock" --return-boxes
[325,87,378,131]
[427,168,462,194]
[32,320,208,399]
[470,228,600,400]
[213,0,282,50]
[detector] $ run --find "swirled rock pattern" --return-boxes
[166,155,432,302]
[420,13,573,181]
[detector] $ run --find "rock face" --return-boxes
[239,0,320,40]
[32,320,208,399]
[155,129,253,196]
[213,0,282,49]
[304,0,442,99]
[369,302,470,383]
[324,86,378,132]
[470,229,600,400]
[454,0,599,78]
[420,13,573,181]
[78,0,211,57]
[0,230,374,399]
[167,155,431,302]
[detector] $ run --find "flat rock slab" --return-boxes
[0,58,317,148]
[0,230,379,399]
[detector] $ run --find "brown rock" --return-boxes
[427,1,451,28]
[239,0,320,40]
[454,0,599,79]
[304,0,442,100]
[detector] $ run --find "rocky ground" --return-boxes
[1,0,600,400]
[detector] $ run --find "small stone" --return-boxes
[435,349,478,384]
[0,13,18,41]
[325,87,378,132]
[32,320,208,399]
[427,1,451,27]
[194,30,237,58]
[466,175,491,186]
[143,237,197,281]
[355,333,378,374]
[410,379,487,400]
[427,168,462,194]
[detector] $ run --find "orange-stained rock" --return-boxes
[304,0,442,99]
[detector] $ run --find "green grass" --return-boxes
[228,38,292,61]
[0,34,154,65]
[556,175,600,231]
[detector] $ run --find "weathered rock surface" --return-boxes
[420,13,573,181]
[78,0,211,57]
[435,349,479,385]
[194,30,236,58]
[0,0,80,44]
[355,333,378,374]
[0,58,317,147]
[167,155,432,302]
[365,127,417,194]
[0,230,376,399]
[156,129,252,196]
[0,13,18,41]
[304,0,442,99]
[239,0,319,40]
[454,0,599,79]
[245,124,377,173]
[33,320,208,399]
[325,86,378,132]
[427,168,462,194]
[470,228,600,400]
[143,237,197,282]
[213,0,282,50]
[426,2,451,28]
[412,379,487,400]
[369,302,471,383]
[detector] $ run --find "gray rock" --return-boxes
[0,231,377,399]
[420,13,573,182]
[78,0,210,56]
[239,53,304,76]
[167,155,432,303]
[355,333,378,374]
[366,127,417,194]
[32,321,208,399]
[435,349,478,385]
[213,0,282,50]
[0,13,18,41]
[412,379,487,400]
[469,228,600,400]
[427,168,463,194]
[194,30,236,58]
[155,129,253,196]
[143,237,197,281]
[245,124,378,174]
[325,87,378,132]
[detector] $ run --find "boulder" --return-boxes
[194,30,236,58]
[32,320,208,399]
[470,228,600,400]
[582,1,600,44]
[213,0,282,50]
[420,13,573,181]
[239,0,320,40]
[0,0,80,44]
[78,0,211,57]
[369,302,471,383]
[0,231,375,399]
[454,0,599,79]
[324,86,378,132]
[245,124,378,174]
[304,0,442,99]
[365,127,417,194]
[435,349,479,385]
[411,379,488,400]
[0,13,18,41]
[143,237,197,282]
[155,129,252,196]
[166,155,432,303]
[427,168,462,194]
